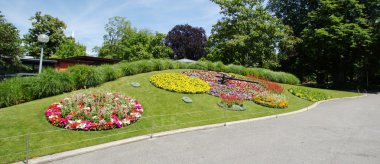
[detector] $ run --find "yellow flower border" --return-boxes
[150,73,210,94]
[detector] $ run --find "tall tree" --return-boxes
[0,11,24,73]
[207,0,296,69]
[99,16,134,59]
[99,17,172,61]
[23,11,67,58]
[165,24,207,60]
[53,37,86,59]
[267,0,318,79]
[301,0,371,85]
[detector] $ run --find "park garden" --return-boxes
[0,0,378,163]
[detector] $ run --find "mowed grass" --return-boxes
[0,69,361,163]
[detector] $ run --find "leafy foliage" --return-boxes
[99,17,173,61]
[23,11,67,58]
[165,24,207,60]
[53,37,86,58]
[0,12,24,74]
[207,0,297,69]
[288,87,331,102]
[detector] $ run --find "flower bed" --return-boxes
[246,75,284,93]
[182,70,266,100]
[182,70,289,108]
[252,93,288,108]
[150,73,210,93]
[45,92,143,131]
[288,87,331,102]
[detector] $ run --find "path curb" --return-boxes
[17,94,367,164]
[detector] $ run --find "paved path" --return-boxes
[50,93,380,164]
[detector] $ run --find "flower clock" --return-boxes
[45,92,143,131]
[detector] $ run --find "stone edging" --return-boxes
[16,94,367,164]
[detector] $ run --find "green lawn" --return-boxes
[0,69,361,163]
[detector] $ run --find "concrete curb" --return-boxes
[18,94,367,164]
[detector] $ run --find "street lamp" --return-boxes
[37,34,49,74]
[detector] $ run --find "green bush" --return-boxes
[67,65,103,89]
[24,69,75,99]
[98,65,123,82]
[0,77,31,107]
[214,61,225,72]
[288,87,331,102]
[225,64,245,75]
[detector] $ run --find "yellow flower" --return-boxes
[150,73,210,94]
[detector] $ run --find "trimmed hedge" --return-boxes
[0,59,300,108]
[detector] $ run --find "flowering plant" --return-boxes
[150,73,210,94]
[252,92,288,108]
[182,70,266,100]
[246,75,284,93]
[45,92,143,131]
[220,93,244,107]
[288,87,331,102]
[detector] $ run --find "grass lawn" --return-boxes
[0,69,361,163]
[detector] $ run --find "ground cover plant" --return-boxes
[288,87,331,102]
[0,70,361,163]
[150,72,210,93]
[45,92,143,131]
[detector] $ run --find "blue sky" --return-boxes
[0,0,222,55]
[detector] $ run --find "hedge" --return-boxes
[0,59,300,108]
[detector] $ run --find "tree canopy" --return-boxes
[165,24,207,60]
[23,11,67,58]
[268,0,378,86]
[52,37,86,59]
[207,0,296,69]
[0,11,24,73]
[98,16,172,61]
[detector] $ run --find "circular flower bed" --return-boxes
[150,73,210,93]
[45,92,143,131]
[252,93,288,108]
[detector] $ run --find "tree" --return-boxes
[0,11,24,73]
[301,0,371,85]
[23,11,67,58]
[267,0,318,79]
[207,0,295,69]
[99,16,173,61]
[53,37,86,59]
[165,24,207,60]
[99,16,134,59]
[150,32,173,59]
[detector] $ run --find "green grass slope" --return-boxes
[0,70,361,163]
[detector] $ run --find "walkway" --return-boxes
[50,93,380,164]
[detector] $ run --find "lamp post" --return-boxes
[37,34,49,74]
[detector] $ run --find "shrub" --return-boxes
[26,69,75,99]
[98,65,123,82]
[214,61,225,72]
[0,77,31,107]
[288,87,331,102]
[225,64,245,75]
[67,65,103,89]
